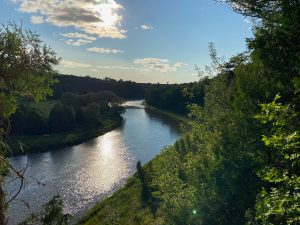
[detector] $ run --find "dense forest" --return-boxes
[145,80,207,115]
[52,75,160,100]
[0,0,299,225]
[11,91,124,135]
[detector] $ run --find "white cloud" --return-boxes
[61,60,92,68]
[97,65,148,72]
[87,47,124,54]
[174,62,188,68]
[141,24,153,30]
[65,39,93,46]
[60,32,96,41]
[134,58,187,73]
[13,0,127,39]
[30,15,44,24]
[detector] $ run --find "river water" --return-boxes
[5,100,180,224]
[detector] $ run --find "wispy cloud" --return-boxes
[61,60,92,68]
[134,58,187,73]
[65,39,93,46]
[30,15,44,24]
[97,65,146,71]
[174,62,188,68]
[60,33,96,41]
[140,24,153,30]
[13,0,127,39]
[60,33,96,46]
[87,47,124,54]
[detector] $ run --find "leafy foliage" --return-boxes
[0,23,60,119]
[10,91,125,135]
[52,75,150,100]
[0,23,59,224]
[48,104,75,132]
[140,2,300,224]
[145,81,208,115]
[254,96,300,225]
[20,195,70,225]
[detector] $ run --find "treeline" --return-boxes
[52,75,162,100]
[145,81,208,115]
[143,1,300,225]
[11,91,124,135]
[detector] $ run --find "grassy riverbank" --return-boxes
[145,104,190,124]
[7,118,122,156]
[78,159,164,225]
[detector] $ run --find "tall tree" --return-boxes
[0,23,59,224]
[254,96,300,225]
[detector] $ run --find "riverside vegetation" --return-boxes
[7,91,125,155]
[0,0,300,225]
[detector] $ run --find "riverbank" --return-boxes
[6,118,122,156]
[78,159,163,225]
[145,104,190,124]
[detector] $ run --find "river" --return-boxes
[5,100,180,225]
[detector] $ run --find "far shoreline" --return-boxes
[6,117,123,157]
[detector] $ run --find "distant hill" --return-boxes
[52,75,165,100]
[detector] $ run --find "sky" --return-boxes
[0,0,253,83]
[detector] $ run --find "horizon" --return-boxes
[0,0,253,83]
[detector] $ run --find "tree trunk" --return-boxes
[0,184,6,225]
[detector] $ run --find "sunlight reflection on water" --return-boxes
[6,100,180,224]
[64,131,134,215]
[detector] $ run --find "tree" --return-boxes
[75,108,85,126]
[25,109,48,135]
[220,0,300,100]
[10,106,27,134]
[20,195,70,225]
[0,23,59,224]
[48,104,74,133]
[136,161,151,206]
[218,0,299,21]
[254,96,300,225]
[83,103,102,126]
[0,23,59,120]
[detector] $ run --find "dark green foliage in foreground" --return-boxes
[254,97,300,225]
[19,195,70,225]
[0,23,59,224]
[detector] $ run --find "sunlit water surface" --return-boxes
[6,100,180,224]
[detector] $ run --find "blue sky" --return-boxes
[0,0,252,83]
